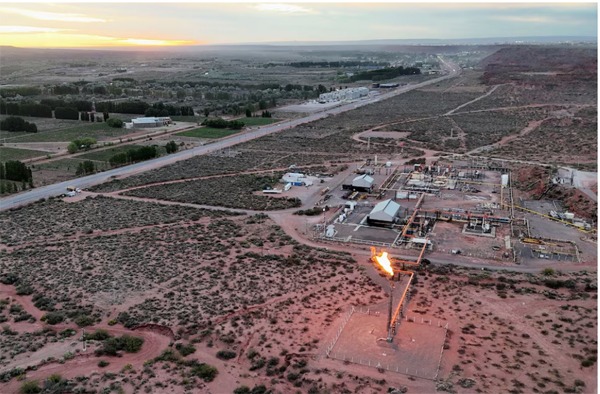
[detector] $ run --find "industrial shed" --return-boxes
[367,199,401,225]
[352,174,374,191]
[132,117,172,128]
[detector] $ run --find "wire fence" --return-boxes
[325,310,449,380]
[314,234,396,248]
[327,351,435,380]
[434,321,450,380]
[325,306,355,357]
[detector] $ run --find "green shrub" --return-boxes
[120,335,144,353]
[216,350,237,360]
[107,118,123,128]
[42,312,64,325]
[46,374,62,384]
[175,343,196,357]
[234,386,250,394]
[191,363,218,382]
[94,334,144,356]
[98,360,109,368]
[74,315,95,327]
[19,380,40,394]
[84,329,111,341]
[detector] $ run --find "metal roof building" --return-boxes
[352,174,374,189]
[131,117,172,128]
[368,199,401,224]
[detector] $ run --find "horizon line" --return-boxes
[1,35,597,51]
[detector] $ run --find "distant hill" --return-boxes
[246,36,597,46]
[0,36,595,55]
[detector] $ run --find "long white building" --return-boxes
[130,117,172,128]
[318,87,369,103]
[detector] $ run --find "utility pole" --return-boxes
[387,280,395,342]
[82,328,86,351]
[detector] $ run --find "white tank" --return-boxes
[501,174,509,187]
[386,161,392,167]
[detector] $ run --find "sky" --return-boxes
[0,2,596,48]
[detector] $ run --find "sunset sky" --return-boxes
[0,2,596,48]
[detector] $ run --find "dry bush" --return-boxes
[122,173,301,211]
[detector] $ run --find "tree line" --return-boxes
[0,116,37,132]
[0,161,32,183]
[0,160,33,194]
[144,102,194,117]
[345,66,421,82]
[289,61,389,68]
[201,118,244,130]
[109,146,158,167]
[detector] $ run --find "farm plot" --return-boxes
[31,144,169,185]
[0,195,239,246]
[0,123,132,143]
[236,117,281,126]
[77,144,167,162]
[0,146,48,161]
[176,127,242,139]
[33,158,112,184]
[122,173,301,211]
[0,116,83,134]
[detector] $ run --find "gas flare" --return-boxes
[374,251,394,277]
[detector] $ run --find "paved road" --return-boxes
[0,60,460,212]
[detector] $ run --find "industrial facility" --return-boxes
[318,87,369,103]
[301,155,591,267]
[127,116,172,128]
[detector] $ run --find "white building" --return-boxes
[368,199,401,224]
[318,87,369,103]
[352,174,374,190]
[282,172,306,184]
[131,117,172,128]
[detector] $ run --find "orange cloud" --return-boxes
[0,32,197,48]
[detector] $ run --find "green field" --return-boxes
[78,144,145,161]
[0,123,132,143]
[78,144,167,161]
[176,127,242,139]
[236,117,280,126]
[37,144,169,177]
[0,146,49,161]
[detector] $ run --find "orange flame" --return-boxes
[374,251,394,277]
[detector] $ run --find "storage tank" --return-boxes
[386,161,392,168]
[501,174,509,187]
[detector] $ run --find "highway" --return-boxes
[0,60,460,211]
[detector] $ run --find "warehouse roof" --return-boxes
[369,199,401,222]
[352,174,374,187]
[132,117,162,124]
